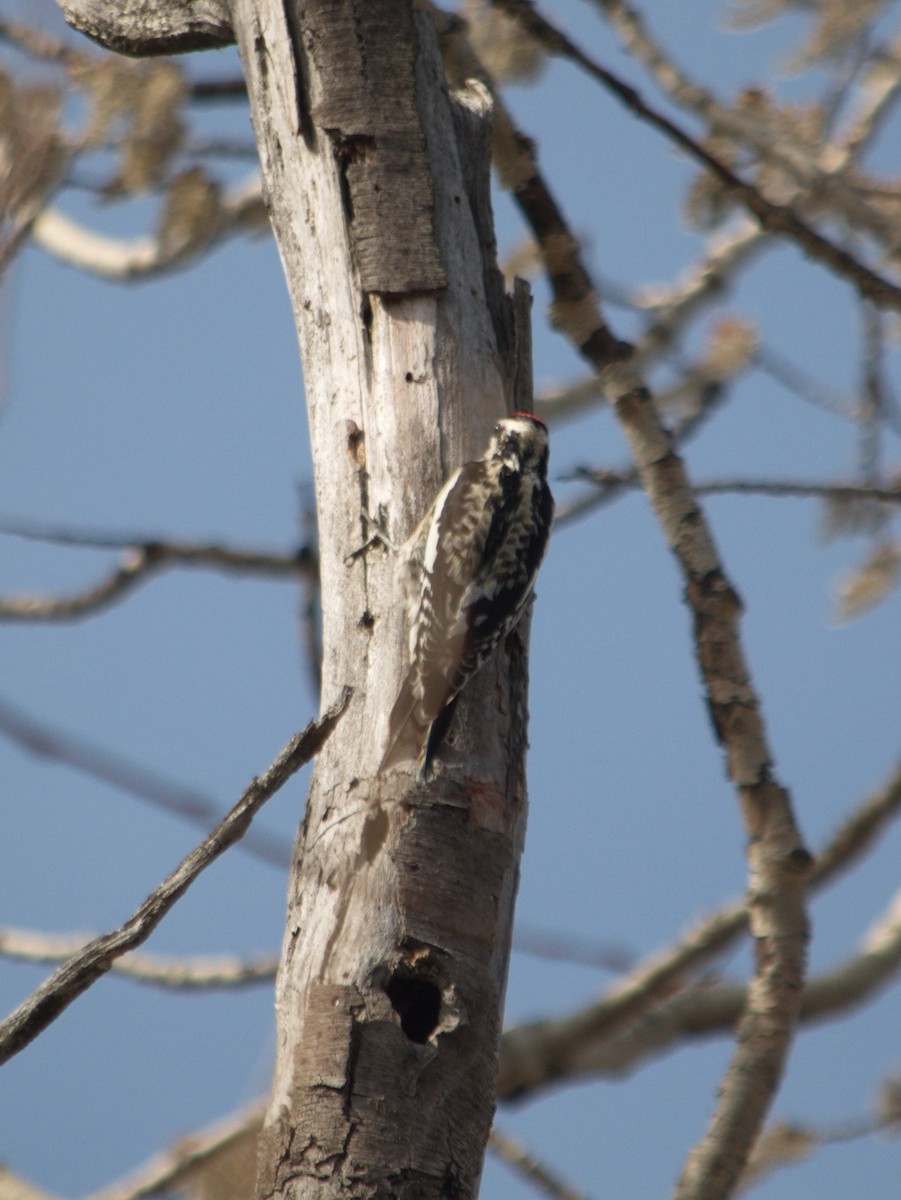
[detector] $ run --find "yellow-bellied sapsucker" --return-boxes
[380,413,554,776]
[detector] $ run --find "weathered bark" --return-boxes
[57,1,537,1196]
[61,0,234,54]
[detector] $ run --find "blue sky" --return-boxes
[1,1,900,1197]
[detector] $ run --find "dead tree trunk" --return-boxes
[58,0,537,1196]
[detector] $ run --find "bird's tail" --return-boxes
[380,685,462,778]
[379,676,430,772]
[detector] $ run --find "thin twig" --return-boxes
[513,925,633,971]
[739,1082,901,1194]
[755,346,856,419]
[489,1127,589,1200]
[0,689,350,1066]
[811,764,901,885]
[0,544,167,620]
[0,13,85,67]
[688,478,901,504]
[561,472,901,520]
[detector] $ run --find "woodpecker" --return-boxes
[380,413,553,776]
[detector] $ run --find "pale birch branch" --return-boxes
[32,175,266,280]
[443,24,809,1193]
[0,1164,58,1200]
[0,927,278,990]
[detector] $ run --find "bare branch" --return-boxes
[489,1127,589,1200]
[0,14,86,67]
[739,1075,901,1193]
[812,763,901,885]
[493,0,901,313]
[31,174,267,280]
[87,1102,264,1200]
[0,927,277,990]
[634,220,767,366]
[694,477,901,506]
[590,0,899,246]
[0,689,350,1065]
[0,514,297,553]
[513,925,633,971]
[500,882,901,1100]
[0,1164,58,1200]
[499,764,901,1100]
[537,317,754,424]
[755,345,857,419]
[0,544,166,620]
[839,37,901,156]
[0,527,314,622]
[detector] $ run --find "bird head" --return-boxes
[489,413,549,475]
